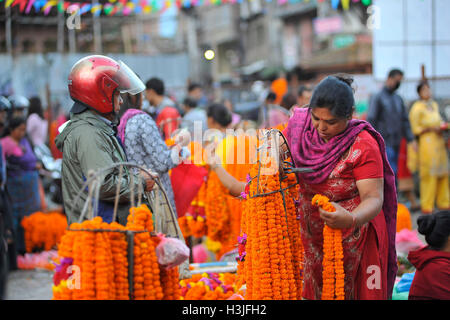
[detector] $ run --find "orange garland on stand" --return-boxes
[237,159,303,300]
[53,204,180,300]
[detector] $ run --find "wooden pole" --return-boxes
[6,7,12,56]
[421,64,426,81]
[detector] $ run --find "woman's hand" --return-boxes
[318,202,354,229]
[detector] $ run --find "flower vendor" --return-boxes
[283,75,397,300]
[210,74,398,300]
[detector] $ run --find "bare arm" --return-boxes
[211,165,246,197]
[319,178,384,229]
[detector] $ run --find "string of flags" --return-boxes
[2,0,372,16]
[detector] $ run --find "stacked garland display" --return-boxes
[52,204,181,300]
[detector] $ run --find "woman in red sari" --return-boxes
[210,75,397,299]
[282,75,397,299]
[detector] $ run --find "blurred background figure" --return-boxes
[409,81,449,214]
[296,85,313,109]
[223,99,241,129]
[144,77,181,139]
[47,102,67,160]
[181,97,207,139]
[187,82,207,109]
[270,74,288,106]
[0,96,11,136]
[119,91,143,118]
[280,92,297,113]
[0,117,42,256]
[397,136,420,212]
[258,91,290,129]
[367,69,417,181]
[8,95,29,119]
[26,96,48,148]
[206,103,232,133]
[144,77,179,120]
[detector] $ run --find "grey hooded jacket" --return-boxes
[55,109,147,225]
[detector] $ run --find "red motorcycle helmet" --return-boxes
[68,55,145,114]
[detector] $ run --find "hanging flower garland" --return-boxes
[311,194,345,300]
[205,170,230,243]
[237,158,303,300]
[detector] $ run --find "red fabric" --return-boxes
[297,130,388,300]
[397,138,411,179]
[170,162,208,217]
[354,213,388,300]
[156,107,180,140]
[408,246,450,300]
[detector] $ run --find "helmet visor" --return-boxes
[114,61,146,95]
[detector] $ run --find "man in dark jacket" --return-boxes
[367,69,417,179]
[56,55,155,225]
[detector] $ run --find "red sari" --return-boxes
[297,130,389,300]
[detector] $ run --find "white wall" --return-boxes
[373,0,450,101]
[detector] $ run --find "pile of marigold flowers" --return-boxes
[21,211,68,253]
[311,194,345,300]
[236,159,303,300]
[180,272,238,300]
[52,204,181,300]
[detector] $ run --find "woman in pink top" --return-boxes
[26,97,48,147]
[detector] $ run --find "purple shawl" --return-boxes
[117,109,146,144]
[284,107,398,298]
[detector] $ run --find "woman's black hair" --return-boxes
[207,103,232,128]
[183,97,198,110]
[118,92,143,118]
[417,211,450,250]
[2,116,26,137]
[416,80,429,96]
[28,96,44,119]
[309,74,355,119]
[280,93,297,110]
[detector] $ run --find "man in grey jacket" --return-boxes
[55,55,155,225]
[367,69,417,179]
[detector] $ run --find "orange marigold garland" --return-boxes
[126,204,164,300]
[21,211,68,253]
[311,194,345,300]
[237,159,303,300]
[205,171,230,243]
[53,203,180,300]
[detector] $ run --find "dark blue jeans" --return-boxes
[386,145,399,182]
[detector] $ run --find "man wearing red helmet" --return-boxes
[55,55,154,225]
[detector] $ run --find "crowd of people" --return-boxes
[0,54,449,300]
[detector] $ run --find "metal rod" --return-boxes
[127,231,135,300]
